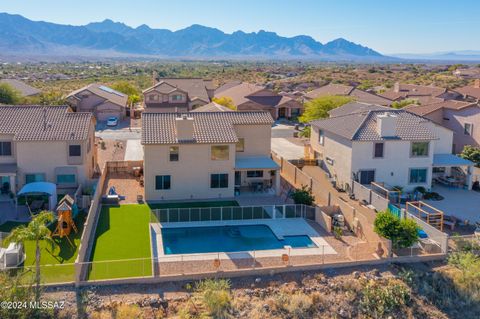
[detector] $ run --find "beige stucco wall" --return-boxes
[351,140,433,191]
[234,124,271,157]
[310,127,353,189]
[144,143,236,201]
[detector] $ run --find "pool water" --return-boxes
[161,224,316,255]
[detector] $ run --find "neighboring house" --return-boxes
[142,78,214,113]
[66,84,128,121]
[214,82,303,120]
[378,82,460,105]
[304,83,393,106]
[0,79,41,97]
[0,105,97,198]
[309,102,474,192]
[454,79,480,103]
[453,68,480,79]
[142,112,280,201]
[406,100,480,153]
[190,102,234,113]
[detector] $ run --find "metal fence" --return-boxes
[150,204,316,223]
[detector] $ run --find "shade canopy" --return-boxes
[235,157,280,170]
[433,154,474,167]
[18,182,57,211]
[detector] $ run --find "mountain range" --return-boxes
[0,13,390,61]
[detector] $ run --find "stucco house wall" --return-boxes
[442,106,480,153]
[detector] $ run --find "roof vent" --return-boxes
[376,113,397,138]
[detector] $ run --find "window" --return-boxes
[69,145,81,157]
[374,143,384,158]
[169,146,179,161]
[247,170,263,178]
[211,145,229,160]
[464,123,473,136]
[410,142,429,157]
[155,175,171,190]
[56,174,76,184]
[211,173,229,188]
[25,173,45,184]
[236,138,245,152]
[409,168,427,184]
[172,94,183,101]
[318,130,324,145]
[359,170,375,185]
[0,141,12,156]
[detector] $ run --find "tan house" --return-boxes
[142,78,214,113]
[0,79,41,97]
[142,112,279,201]
[406,100,480,153]
[309,102,474,192]
[215,82,303,120]
[305,83,393,106]
[66,84,128,121]
[378,82,460,105]
[0,105,97,198]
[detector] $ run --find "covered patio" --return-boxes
[432,154,474,190]
[234,156,281,196]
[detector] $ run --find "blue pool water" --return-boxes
[161,224,316,255]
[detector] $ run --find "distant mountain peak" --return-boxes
[0,12,390,61]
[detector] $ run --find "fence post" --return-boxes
[221,207,223,221]
[272,206,276,219]
[369,190,372,204]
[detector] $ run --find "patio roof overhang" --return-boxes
[235,156,280,170]
[0,163,17,175]
[433,154,474,167]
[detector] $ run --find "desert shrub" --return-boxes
[290,185,315,205]
[273,293,313,319]
[448,252,480,291]
[374,211,420,248]
[114,304,144,319]
[194,279,232,318]
[360,279,411,317]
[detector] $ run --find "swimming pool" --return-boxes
[161,224,316,255]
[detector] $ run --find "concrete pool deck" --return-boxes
[150,218,337,262]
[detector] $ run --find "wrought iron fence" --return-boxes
[150,204,316,223]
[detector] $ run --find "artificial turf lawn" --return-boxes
[88,204,153,280]
[0,212,86,284]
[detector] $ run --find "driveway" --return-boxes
[271,123,295,138]
[124,139,144,161]
[423,185,480,223]
[271,138,304,160]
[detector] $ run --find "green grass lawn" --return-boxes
[1,212,86,284]
[88,204,152,280]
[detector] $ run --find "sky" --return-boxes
[1,0,479,54]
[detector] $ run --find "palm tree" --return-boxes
[5,211,55,302]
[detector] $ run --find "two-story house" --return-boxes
[141,112,279,201]
[214,82,303,120]
[0,105,97,199]
[309,102,474,192]
[66,84,128,121]
[406,100,480,153]
[142,78,214,113]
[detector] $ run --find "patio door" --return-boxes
[278,107,286,118]
[359,170,375,185]
[0,176,10,194]
[235,171,241,186]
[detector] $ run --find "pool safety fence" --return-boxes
[150,204,316,223]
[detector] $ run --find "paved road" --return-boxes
[271,124,295,138]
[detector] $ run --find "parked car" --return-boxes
[106,117,118,127]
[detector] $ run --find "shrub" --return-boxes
[360,279,411,317]
[194,279,232,318]
[290,185,315,205]
[374,211,420,248]
[284,293,314,319]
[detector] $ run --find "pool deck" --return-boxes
[150,218,337,262]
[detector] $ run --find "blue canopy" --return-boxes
[433,154,474,167]
[18,182,57,211]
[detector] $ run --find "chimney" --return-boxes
[393,82,400,93]
[376,113,397,138]
[175,114,194,141]
[474,79,480,89]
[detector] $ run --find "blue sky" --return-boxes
[1,0,479,54]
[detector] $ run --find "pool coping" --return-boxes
[150,218,337,262]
